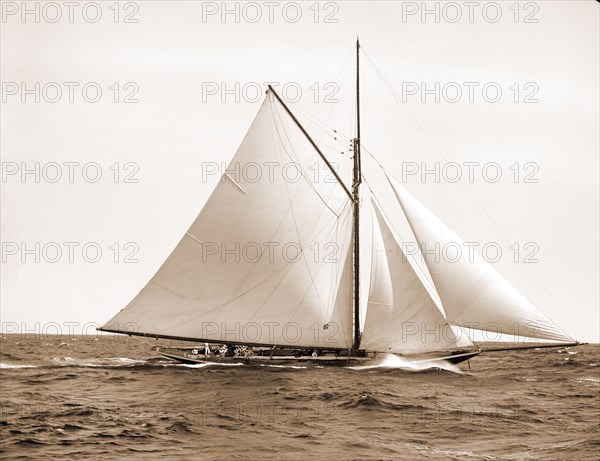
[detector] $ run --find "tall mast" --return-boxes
[352,37,362,353]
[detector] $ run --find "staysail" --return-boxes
[361,199,464,353]
[100,91,355,348]
[387,174,573,343]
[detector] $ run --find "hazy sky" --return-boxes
[1,1,598,342]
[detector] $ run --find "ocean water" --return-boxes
[1,335,598,460]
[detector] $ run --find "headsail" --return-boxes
[100,91,355,349]
[387,174,573,343]
[361,199,464,354]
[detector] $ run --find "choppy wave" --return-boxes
[1,336,598,461]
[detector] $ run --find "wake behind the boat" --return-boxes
[51,356,148,367]
[0,363,37,369]
[1,357,157,369]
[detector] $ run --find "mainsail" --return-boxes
[101,92,355,348]
[386,174,573,343]
[361,199,463,354]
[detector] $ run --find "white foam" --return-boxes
[260,364,307,369]
[51,356,146,367]
[348,354,463,373]
[177,361,244,368]
[111,357,141,363]
[0,363,36,369]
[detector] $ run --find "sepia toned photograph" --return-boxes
[1,1,599,460]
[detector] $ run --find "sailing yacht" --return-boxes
[99,40,579,366]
